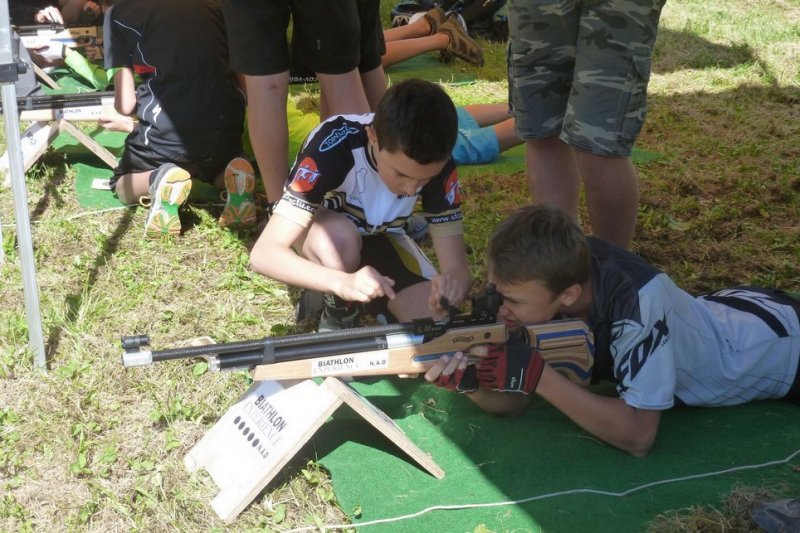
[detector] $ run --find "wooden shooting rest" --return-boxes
[0,103,118,188]
[2,25,118,186]
[182,338,443,523]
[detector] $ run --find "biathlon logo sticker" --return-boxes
[290,157,320,192]
[311,353,388,376]
[236,394,291,460]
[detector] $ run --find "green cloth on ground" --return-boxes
[314,378,799,532]
[63,48,111,91]
[242,101,320,166]
[49,128,122,209]
[53,129,217,209]
[42,67,103,95]
[50,128,127,154]
[458,144,661,179]
[288,53,477,95]
[383,53,478,86]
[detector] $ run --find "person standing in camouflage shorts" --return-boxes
[507,0,667,248]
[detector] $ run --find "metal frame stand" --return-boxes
[0,2,46,368]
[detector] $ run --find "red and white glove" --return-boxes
[476,341,544,394]
[434,362,478,394]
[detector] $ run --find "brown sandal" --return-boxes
[423,6,448,35]
[437,15,484,67]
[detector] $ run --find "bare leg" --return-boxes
[525,136,581,218]
[300,208,362,271]
[577,153,639,249]
[317,68,370,119]
[360,66,387,111]
[243,72,290,204]
[384,18,434,42]
[114,171,153,206]
[381,34,449,68]
[388,281,435,322]
[462,103,512,127]
[492,118,523,153]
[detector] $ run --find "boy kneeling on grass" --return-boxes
[426,204,800,456]
[103,0,255,238]
[250,79,471,330]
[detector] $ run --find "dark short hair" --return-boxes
[488,204,591,295]
[372,79,457,164]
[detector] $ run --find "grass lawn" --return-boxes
[1,0,799,531]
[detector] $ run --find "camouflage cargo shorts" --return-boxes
[507,0,667,157]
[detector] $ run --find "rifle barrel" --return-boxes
[16,24,71,35]
[122,321,424,368]
[214,332,425,370]
[1,91,115,115]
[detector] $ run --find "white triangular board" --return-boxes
[184,378,342,522]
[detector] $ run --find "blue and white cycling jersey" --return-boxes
[586,238,800,409]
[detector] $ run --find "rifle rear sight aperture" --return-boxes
[471,283,502,321]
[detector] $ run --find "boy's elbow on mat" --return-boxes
[622,429,658,458]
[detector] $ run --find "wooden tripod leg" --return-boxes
[32,63,61,90]
[1,121,61,188]
[57,119,118,169]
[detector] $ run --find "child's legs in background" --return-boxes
[493,118,523,153]
[453,107,500,165]
[222,0,292,205]
[242,73,290,204]
[462,103,512,127]
[111,142,172,205]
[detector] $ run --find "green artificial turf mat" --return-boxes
[313,378,799,532]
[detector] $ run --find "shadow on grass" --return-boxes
[653,28,757,73]
[178,199,269,252]
[45,208,134,360]
[29,159,70,221]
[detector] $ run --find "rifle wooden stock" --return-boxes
[252,319,594,386]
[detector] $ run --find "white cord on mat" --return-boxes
[284,448,800,532]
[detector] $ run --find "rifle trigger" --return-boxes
[262,339,276,365]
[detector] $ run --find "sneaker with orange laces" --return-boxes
[438,14,484,67]
[143,163,192,239]
[219,157,257,229]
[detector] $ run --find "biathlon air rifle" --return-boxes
[17,23,102,55]
[0,91,116,122]
[121,285,596,386]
